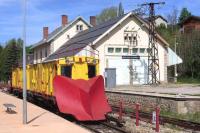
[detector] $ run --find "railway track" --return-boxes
[1,86,199,132]
[79,121,127,133]
[0,88,128,133]
[111,105,200,131]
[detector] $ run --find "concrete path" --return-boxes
[108,84,200,95]
[0,91,90,133]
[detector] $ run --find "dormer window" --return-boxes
[80,25,83,30]
[76,25,83,32]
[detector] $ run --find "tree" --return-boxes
[16,38,23,59]
[167,8,178,26]
[178,31,200,78]
[0,45,3,81]
[0,38,22,81]
[118,2,124,17]
[178,7,191,23]
[0,45,2,53]
[26,45,33,54]
[96,6,118,25]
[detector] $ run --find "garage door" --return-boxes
[108,58,130,85]
[131,58,148,84]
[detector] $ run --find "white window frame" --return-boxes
[139,48,146,54]
[132,48,138,54]
[107,47,114,54]
[115,47,122,53]
[76,24,83,32]
[106,45,129,55]
[123,48,129,53]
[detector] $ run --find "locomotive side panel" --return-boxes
[11,56,100,96]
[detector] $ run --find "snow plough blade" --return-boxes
[53,75,112,121]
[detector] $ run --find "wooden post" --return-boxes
[118,101,123,121]
[135,103,140,126]
[156,107,160,132]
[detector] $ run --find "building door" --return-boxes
[88,65,96,78]
[108,58,130,85]
[105,68,116,89]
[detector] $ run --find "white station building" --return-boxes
[32,12,182,86]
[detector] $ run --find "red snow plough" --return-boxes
[53,75,111,121]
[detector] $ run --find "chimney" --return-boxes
[90,16,96,27]
[43,27,48,39]
[62,15,68,26]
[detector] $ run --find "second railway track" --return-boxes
[111,105,200,131]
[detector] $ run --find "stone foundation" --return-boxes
[106,91,200,114]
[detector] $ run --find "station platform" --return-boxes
[106,84,200,96]
[0,91,90,133]
[106,84,200,114]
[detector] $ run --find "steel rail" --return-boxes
[0,87,128,133]
[111,105,200,131]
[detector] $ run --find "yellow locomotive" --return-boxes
[11,56,99,96]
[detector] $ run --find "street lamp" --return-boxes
[22,0,27,124]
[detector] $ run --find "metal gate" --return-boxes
[105,68,116,89]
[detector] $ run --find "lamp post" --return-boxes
[22,0,27,124]
[174,38,178,83]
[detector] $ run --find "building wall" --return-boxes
[33,19,90,64]
[51,20,89,54]
[155,17,167,27]
[183,20,200,32]
[33,44,50,64]
[95,16,168,84]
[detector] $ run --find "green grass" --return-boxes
[160,110,200,123]
[177,77,200,84]
[189,94,200,96]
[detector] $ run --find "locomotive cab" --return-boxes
[11,56,111,121]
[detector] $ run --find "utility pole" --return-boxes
[174,35,178,83]
[22,0,27,124]
[173,18,178,83]
[141,2,165,85]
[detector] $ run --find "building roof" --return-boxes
[44,12,170,62]
[31,17,92,49]
[44,14,126,62]
[180,15,200,25]
[145,15,168,23]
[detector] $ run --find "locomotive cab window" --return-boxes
[61,65,72,78]
[88,65,96,78]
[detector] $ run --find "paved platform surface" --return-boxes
[107,84,200,95]
[0,91,90,133]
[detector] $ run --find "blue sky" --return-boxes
[0,0,200,46]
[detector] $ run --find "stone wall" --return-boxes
[106,92,200,114]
